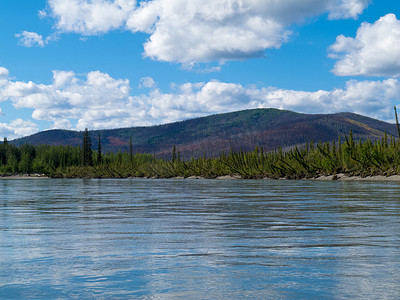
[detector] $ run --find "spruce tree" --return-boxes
[82,128,93,166]
[129,136,133,162]
[395,106,400,140]
[97,134,102,164]
[1,137,7,165]
[172,145,177,163]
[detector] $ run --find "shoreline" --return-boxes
[0,174,49,179]
[2,173,400,181]
[168,173,400,181]
[310,173,400,181]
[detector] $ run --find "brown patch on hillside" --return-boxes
[107,136,128,146]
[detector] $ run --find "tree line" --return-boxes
[1,127,400,179]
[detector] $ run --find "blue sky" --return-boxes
[0,0,400,139]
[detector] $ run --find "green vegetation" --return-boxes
[81,128,93,167]
[1,130,400,179]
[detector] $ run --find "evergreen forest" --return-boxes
[2,128,400,179]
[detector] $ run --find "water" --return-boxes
[1,178,400,299]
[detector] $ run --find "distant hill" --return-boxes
[11,108,398,158]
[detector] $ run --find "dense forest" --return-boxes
[1,128,400,179]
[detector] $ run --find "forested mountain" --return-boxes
[11,108,397,158]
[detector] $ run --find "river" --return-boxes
[1,178,400,299]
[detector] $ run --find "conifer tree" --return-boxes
[395,106,400,140]
[1,137,7,165]
[129,136,133,162]
[82,128,93,166]
[172,145,177,163]
[97,134,102,164]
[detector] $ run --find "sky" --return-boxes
[0,0,400,139]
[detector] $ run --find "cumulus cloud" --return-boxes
[39,0,369,64]
[47,0,136,35]
[327,0,370,20]
[139,78,399,123]
[0,68,10,102]
[0,67,398,139]
[259,79,399,121]
[2,70,134,130]
[127,0,369,64]
[0,119,39,140]
[330,13,400,77]
[0,67,9,82]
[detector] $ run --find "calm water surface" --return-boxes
[1,179,400,299]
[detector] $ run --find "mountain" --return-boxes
[11,108,398,158]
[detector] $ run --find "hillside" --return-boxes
[11,108,398,158]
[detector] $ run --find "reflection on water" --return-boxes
[1,179,400,299]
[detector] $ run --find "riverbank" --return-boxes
[155,174,400,181]
[3,173,400,181]
[4,131,400,182]
[0,174,49,179]
[311,173,400,181]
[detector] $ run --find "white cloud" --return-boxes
[0,67,9,83]
[139,76,156,89]
[15,31,45,47]
[327,0,370,20]
[47,0,137,35]
[15,31,60,48]
[330,13,400,77]
[127,0,369,64]
[139,78,399,124]
[2,70,134,130]
[0,119,39,140]
[258,79,399,121]
[40,0,369,64]
[0,68,10,102]
[0,67,398,139]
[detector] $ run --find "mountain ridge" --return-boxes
[11,108,398,158]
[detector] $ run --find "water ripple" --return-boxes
[1,179,400,299]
